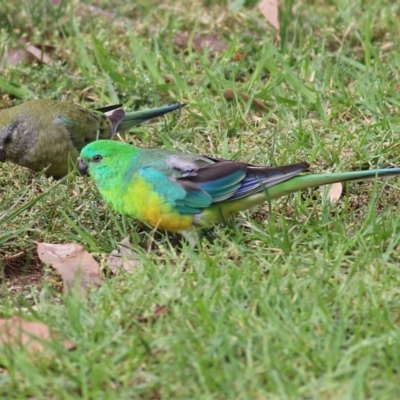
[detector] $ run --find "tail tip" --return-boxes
[174,103,187,110]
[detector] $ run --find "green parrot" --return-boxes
[0,99,184,178]
[79,140,400,240]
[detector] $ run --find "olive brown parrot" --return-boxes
[0,99,184,177]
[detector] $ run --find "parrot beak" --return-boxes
[78,158,89,176]
[0,148,6,162]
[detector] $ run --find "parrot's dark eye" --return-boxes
[3,122,17,144]
[92,154,103,163]
[3,130,13,144]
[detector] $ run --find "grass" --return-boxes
[1,0,400,398]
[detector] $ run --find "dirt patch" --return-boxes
[0,249,44,297]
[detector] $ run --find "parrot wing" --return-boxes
[173,156,309,209]
[94,104,123,113]
[132,152,220,214]
[54,103,124,151]
[137,153,309,214]
[137,166,213,214]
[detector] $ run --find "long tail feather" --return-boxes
[118,104,185,131]
[266,168,400,199]
[203,167,400,226]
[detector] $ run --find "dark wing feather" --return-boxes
[103,109,125,136]
[140,151,310,214]
[230,163,310,200]
[177,161,247,202]
[54,104,115,150]
[174,159,310,208]
[94,104,123,113]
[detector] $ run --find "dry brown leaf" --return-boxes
[0,317,75,354]
[76,4,133,25]
[320,182,343,203]
[5,49,30,66]
[86,5,116,19]
[223,89,269,111]
[136,305,171,323]
[380,42,394,52]
[25,45,53,66]
[76,4,115,19]
[36,242,102,295]
[108,237,140,274]
[258,0,279,30]
[174,33,228,54]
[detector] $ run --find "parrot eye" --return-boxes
[3,129,13,144]
[92,154,103,163]
[3,121,18,144]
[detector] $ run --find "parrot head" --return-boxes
[79,140,136,180]
[0,107,36,165]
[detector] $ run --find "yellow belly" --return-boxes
[102,175,193,232]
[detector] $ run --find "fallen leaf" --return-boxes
[1,49,36,71]
[320,182,343,203]
[380,42,394,52]
[25,45,53,67]
[5,49,30,66]
[108,237,140,274]
[4,42,56,68]
[86,5,115,19]
[76,4,134,26]
[136,305,171,323]
[174,33,228,54]
[36,242,102,295]
[223,89,269,111]
[258,0,279,30]
[0,317,75,355]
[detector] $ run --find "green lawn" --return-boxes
[1,0,400,398]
